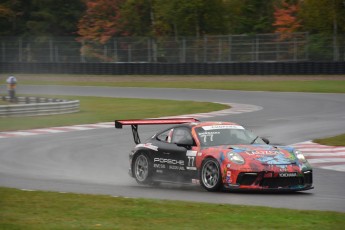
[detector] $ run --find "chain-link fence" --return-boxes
[1,33,344,63]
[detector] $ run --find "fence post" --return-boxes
[50,39,54,62]
[113,39,117,62]
[18,38,23,62]
[1,41,4,62]
[104,45,107,62]
[203,36,207,62]
[128,44,132,62]
[55,46,59,62]
[255,36,259,61]
[293,37,297,61]
[147,38,151,62]
[228,35,232,62]
[305,32,309,60]
[181,38,186,63]
[218,37,222,62]
[81,40,85,63]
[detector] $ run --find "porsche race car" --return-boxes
[115,118,313,192]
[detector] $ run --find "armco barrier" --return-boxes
[0,62,344,75]
[0,97,79,117]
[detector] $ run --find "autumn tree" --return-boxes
[272,0,301,38]
[77,0,125,44]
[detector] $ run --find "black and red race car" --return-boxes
[115,118,313,192]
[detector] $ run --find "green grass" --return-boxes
[7,73,344,93]
[1,187,344,230]
[20,80,345,93]
[314,133,345,146]
[0,95,228,131]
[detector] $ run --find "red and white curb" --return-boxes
[292,141,345,172]
[0,102,261,139]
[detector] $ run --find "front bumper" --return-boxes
[224,170,313,191]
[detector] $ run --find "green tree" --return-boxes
[119,0,152,36]
[0,0,84,36]
[153,0,227,37]
[27,0,85,36]
[299,0,345,61]
[0,0,31,36]
[299,0,345,35]
[227,0,275,34]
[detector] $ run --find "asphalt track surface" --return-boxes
[1,85,345,212]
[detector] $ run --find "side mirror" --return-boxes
[262,137,270,144]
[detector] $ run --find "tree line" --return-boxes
[1,0,344,40]
[1,0,344,62]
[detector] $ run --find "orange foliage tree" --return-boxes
[273,0,301,39]
[77,0,127,44]
[77,0,127,61]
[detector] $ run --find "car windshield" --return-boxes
[195,125,266,147]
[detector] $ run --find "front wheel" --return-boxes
[200,158,222,192]
[133,153,152,184]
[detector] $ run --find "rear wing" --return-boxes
[115,118,199,144]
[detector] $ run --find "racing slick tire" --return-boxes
[132,152,152,185]
[200,158,223,192]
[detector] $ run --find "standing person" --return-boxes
[6,75,17,102]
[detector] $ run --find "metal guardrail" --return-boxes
[0,96,80,117]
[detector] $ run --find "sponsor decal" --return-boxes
[198,152,203,156]
[186,151,197,157]
[169,165,185,171]
[198,131,221,136]
[202,125,244,130]
[279,172,297,177]
[154,158,184,165]
[226,171,232,183]
[186,166,197,170]
[135,143,158,151]
[153,163,166,169]
[246,150,281,155]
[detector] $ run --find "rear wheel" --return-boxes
[133,153,152,184]
[200,158,222,191]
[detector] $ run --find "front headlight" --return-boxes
[294,150,307,163]
[227,152,245,164]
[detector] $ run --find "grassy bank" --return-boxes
[1,187,344,230]
[0,96,228,131]
[314,133,345,146]
[11,74,345,93]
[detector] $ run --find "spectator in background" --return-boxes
[6,75,17,102]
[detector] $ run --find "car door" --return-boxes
[153,127,191,175]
